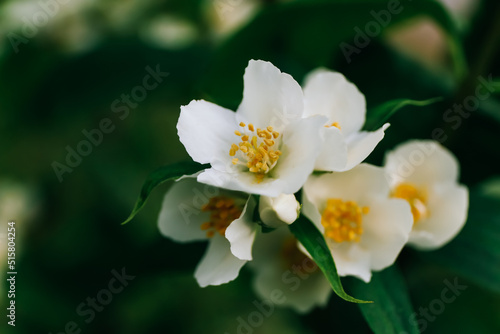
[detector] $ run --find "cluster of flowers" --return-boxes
[158,60,469,312]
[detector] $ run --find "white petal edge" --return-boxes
[225,195,258,260]
[409,184,469,250]
[237,59,304,129]
[194,235,247,287]
[342,123,390,171]
[303,69,366,136]
[177,100,237,169]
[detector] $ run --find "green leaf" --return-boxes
[122,161,209,225]
[289,215,371,304]
[364,97,442,131]
[349,266,419,334]
[419,178,500,293]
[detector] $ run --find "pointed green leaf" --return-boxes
[419,178,500,293]
[364,97,442,131]
[122,161,209,225]
[289,215,371,304]
[349,266,419,334]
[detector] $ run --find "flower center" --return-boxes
[229,122,282,182]
[321,198,369,243]
[391,183,428,224]
[200,196,243,238]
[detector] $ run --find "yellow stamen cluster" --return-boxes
[200,196,243,238]
[391,183,428,223]
[229,122,282,182]
[321,198,369,243]
[325,122,341,129]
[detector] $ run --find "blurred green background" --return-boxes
[1,0,499,333]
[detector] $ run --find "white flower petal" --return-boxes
[194,235,247,287]
[301,188,324,234]
[225,196,258,260]
[409,184,469,250]
[342,123,390,171]
[237,60,304,128]
[303,69,366,136]
[177,100,237,168]
[361,198,413,271]
[314,126,349,171]
[259,194,300,228]
[384,140,460,187]
[303,164,390,211]
[158,178,213,242]
[197,168,288,197]
[326,240,372,282]
[272,115,328,193]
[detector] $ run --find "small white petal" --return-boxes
[194,235,246,287]
[177,100,237,169]
[158,178,213,242]
[361,198,413,271]
[342,123,390,171]
[237,60,304,128]
[303,69,366,136]
[409,184,469,250]
[259,194,300,228]
[314,126,349,172]
[225,196,258,261]
[384,140,460,187]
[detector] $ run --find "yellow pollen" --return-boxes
[200,196,243,238]
[391,183,428,224]
[321,198,369,243]
[229,123,282,182]
[325,122,341,129]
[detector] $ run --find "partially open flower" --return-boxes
[384,140,469,250]
[177,59,327,197]
[302,69,389,172]
[302,164,413,282]
[249,227,331,313]
[259,194,300,228]
[158,178,258,287]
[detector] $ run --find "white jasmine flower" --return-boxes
[302,69,389,172]
[158,178,258,287]
[384,140,469,250]
[250,227,331,313]
[177,59,327,197]
[259,194,300,228]
[302,164,413,282]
